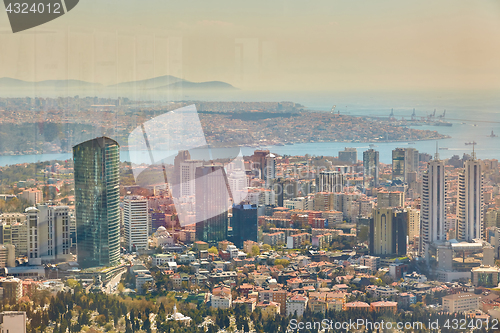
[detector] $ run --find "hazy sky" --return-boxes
[0,0,499,91]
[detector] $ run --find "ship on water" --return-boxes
[433,121,453,127]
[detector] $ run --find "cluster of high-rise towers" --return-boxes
[420,150,484,261]
[72,135,485,268]
[72,137,258,269]
[362,146,485,262]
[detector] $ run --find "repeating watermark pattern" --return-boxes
[4,0,79,33]
[128,104,248,227]
[127,105,370,226]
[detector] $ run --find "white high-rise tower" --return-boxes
[123,196,149,252]
[26,205,72,266]
[456,152,484,242]
[318,171,344,193]
[180,160,203,197]
[265,153,276,188]
[420,150,446,260]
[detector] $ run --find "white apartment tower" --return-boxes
[407,208,420,242]
[265,153,276,188]
[20,188,43,205]
[456,156,484,242]
[180,160,203,197]
[420,157,446,259]
[26,205,72,266]
[0,311,27,333]
[123,196,149,252]
[10,222,27,258]
[0,213,28,257]
[318,171,344,193]
[227,169,248,205]
[363,149,379,188]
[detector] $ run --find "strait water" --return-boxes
[1,90,500,166]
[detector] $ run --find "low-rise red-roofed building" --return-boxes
[238,283,254,297]
[233,297,257,312]
[286,295,308,317]
[211,286,232,309]
[256,301,280,318]
[345,301,370,312]
[21,279,39,298]
[259,289,287,314]
[370,301,398,313]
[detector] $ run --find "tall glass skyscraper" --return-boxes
[73,137,120,268]
[231,204,258,249]
[363,149,379,188]
[392,147,419,183]
[195,165,230,245]
[392,148,406,182]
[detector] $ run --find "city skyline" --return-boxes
[1,135,500,331]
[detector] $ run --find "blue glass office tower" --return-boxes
[231,204,258,249]
[73,137,120,268]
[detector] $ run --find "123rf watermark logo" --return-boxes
[288,318,500,331]
[3,0,79,33]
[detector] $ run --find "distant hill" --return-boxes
[107,75,184,90]
[0,76,238,93]
[153,80,237,91]
[0,78,33,88]
[0,77,102,89]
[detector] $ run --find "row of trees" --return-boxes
[0,197,32,213]
[22,280,157,333]
[19,280,498,333]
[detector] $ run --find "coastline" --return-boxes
[0,134,482,168]
[0,134,452,157]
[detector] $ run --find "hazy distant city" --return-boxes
[0,96,448,157]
